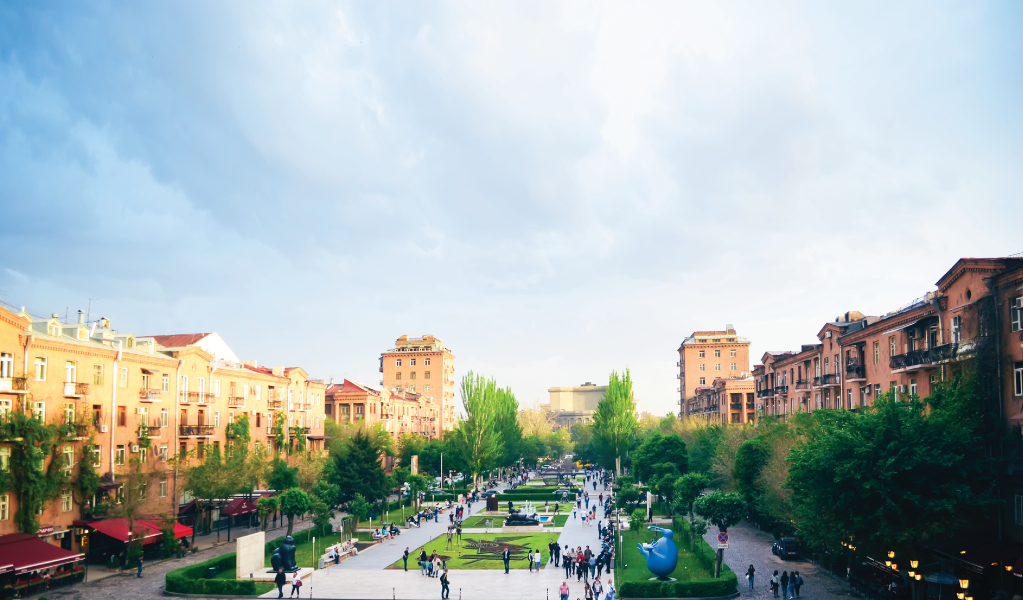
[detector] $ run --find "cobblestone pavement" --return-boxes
[25,517,320,600]
[703,522,852,600]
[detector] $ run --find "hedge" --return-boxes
[496,493,570,501]
[165,553,263,595]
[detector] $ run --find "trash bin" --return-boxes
[318,558,326,570]
[206,567,217,578]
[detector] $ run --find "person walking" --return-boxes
[593,577,603,600]
[585,582,594,600]
[746,565,756,591]
[136,555,144,578]
[535,549,542,572]
[289,572,302,598]
[528,550,535,573]
[564,552,573,577]
[440,568,450,599]
[403,547,410,571]
[771,571,780,598]
[780,571,790,600]
[274,568,286,599]
[792,571,802,598]
[605,578,615,600]
[434,554,442,578]
[560,581,570,600]
[503,547,511,574]
[420,549,428,575]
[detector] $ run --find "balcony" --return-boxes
[139,388,162,401]
[268,400,283,410]
[729,403,742,411]
[63,382,89,397]
[179,391,203,404]
[845,363,866,382]
[140,422,163,437]
[795,379,810,391]
[757,388,775,398]
[290,426,311,436]
[774,385,789,396]
[0,377,28,394]
[822,373,841,386]
[746,403,755,411]
[890,343,957,372]
[179,424,215,437]
[227,396,246,407]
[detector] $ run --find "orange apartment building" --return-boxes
[325,379,442,441]
[379,335,456,439]
[0,305,327,560]
[686,377,756,424]
[678,326,751,417]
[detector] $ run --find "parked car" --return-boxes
[772,538,801,559]
[481,490,499,498]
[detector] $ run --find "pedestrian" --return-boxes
[746,565,756,591]
[503,546,511,574]
[593,577,603,600]
[585,582,594,600]
[457,524,462,541]
[780,571,789,600]
[606,578,615,600]
[420,549,428,575]
[771,571,780,598]
[793,571,802,598]
[535,549,542,572]
[289,572,302,598]
[136,555,144,578]
[440,569,450,599]
[528,550,535,572]
[433,553,441,577]
[554,541,562,567]
[274,568,286,599]
[564,553,573,578]
[403,547,410,571]
[560,581,570,600]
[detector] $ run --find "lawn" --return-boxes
[266,531,348,569]
[616,521,715,584]
[388,532,563,570]
[460,514,569,528]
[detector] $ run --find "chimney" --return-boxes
[78,310,85,324]
[52,313,59,319]
[726,323,735,333]
[100,318,109,328]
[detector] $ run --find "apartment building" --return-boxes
[325,379,441,441]
[0,305,327,560]
[687,377,755,424]
[677,326,751,417]
[379,335,456,439]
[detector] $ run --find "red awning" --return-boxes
[0,534,82,574]
[221,497,257,516]
[170,523,193,539]
[1010,413,1023,423]
[178,499,197,516]
[85,518,192,543]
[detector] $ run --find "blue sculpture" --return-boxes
[637,526,678,580]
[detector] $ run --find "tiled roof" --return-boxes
[146,333,211,348]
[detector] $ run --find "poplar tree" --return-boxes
[454,371,503,488]
[592,368,638,476]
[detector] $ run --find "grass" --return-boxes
[388,532,563,570]
[266,531,348,569]
[460,514,569,528]
[616,521,715,584]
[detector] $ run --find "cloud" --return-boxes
[0,0,1020,414]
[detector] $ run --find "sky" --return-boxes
[1,1,1021,416]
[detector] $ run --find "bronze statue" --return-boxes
[270,536,299,572]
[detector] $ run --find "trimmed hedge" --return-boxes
[166,553,263,595]
[496,493,569,501]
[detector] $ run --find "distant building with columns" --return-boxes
[543,382,606,428]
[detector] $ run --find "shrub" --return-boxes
[165,553,263,595]
[618,572,738,599]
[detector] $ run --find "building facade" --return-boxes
[544,382,606,428]
[379,335,456,438]
[678,326,751,417]
[325,379,442,441]
[687,377,756,424]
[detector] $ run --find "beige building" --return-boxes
[379,335,456,438]
[544,382,606,428]
[678,325,751,417]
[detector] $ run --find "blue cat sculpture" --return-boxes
[637,526,678,579]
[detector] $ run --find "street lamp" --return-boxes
[889,551,896,559]
[959,579,970,590]
[910,560,919,570]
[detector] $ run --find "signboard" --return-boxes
[410,455,419,475]
[37,525,54,535]
[717,531,729,548]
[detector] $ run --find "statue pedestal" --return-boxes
[251,567,314,583]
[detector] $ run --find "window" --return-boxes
[698,350,705,358]
[199,378,206,401]
[141,373,150,390]
[180,442,188,458]
[699,377,706,385]
[115,445,125,465]
[116,485,124,504]
[118,367,127,388]
[0,353,10,380]
[34,357,46,381]
[410,359,416,366]
[139,480,147,499]
[425,358,431,366]
[846,389,852,409]
[0,448,8,471]
[229,382,236,399]
[180,375,188,401]
[196,440,205,459]
[1013,297,1023,332]
[140,447,147,463]
[61,489,72,512]
[910,378,918,396]
[228,410,235,423]
[730,363,737,370]
[162,373,170,392]
[117,405,127,427]
[395,372,402,380]
[92,445,101,467]
[424,371,431,380]
[93,364,103,385]
[698,364,705,372]
[48,322,60,337]
[63,403,75,424]
[714,350,721,358]
[160,480,168,498]
[255,385,261,401]
[243,384,249,399]
[213,411,220,427]
[65,360,77,383]
[714,364,721,371]
[1,495,9,520]
[161,409,169,427]
[951,316,961,344]
[395,359,401,367]
[288,389,294,410]
[424,385,430,393]
[31,401,44,421]
[872,342,879,365]
[411,372,417,380]
[730,350,737,358]
[159,444,168,462]
[1015,363,1023,397]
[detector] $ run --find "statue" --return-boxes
[637,526,678,580]
[505,505,541,527]
[270,536,299,572]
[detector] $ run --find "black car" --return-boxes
[772,538,801,559]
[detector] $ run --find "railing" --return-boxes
[179,425,215,436]
[0,377,29,393]
[63,382,89,397]
[297,403,312,411]
[890,343,957,370]
[745,403,756,411]
[139,388,161,400]
[143,421,164,436]
[845,363,866,380]
[774,385,789,395]
[795,380,810,390]
[729,403,742,411]
[267,400,283,410]
[822,373,841,386]
[227,396,246,407]
[758,388,775,398]
[290,426,311,435]
[812,377,821,387]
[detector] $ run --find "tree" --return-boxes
[518,407,556,438]
[257,495,279,531]
[453,372,503,488]
[310,494,334,537]
[331,429,389,504]
[406,474,428,510]
[694,491,746,577]
[312,480,340,509]
[732,437,770,503]
[179,446,238,544]
[494,387,522,469]
[633,432,688,483]
[654,473,678,517]
[592,369,638,476]
[268,457,298,491]
[279,488,311,536]
[295,453,327,492]
[786,389,998,559]
[349,493,370,531]
[111,456,159,554]
[615,484,641,513]
[629,509,646,534]
[673,472,710,551]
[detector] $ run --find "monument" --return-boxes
[270,536,299,572]
[235,532,314,584]
[235,531,265,579]
[637,526,678,581]
[503,500,541,530]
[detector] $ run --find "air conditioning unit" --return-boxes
[131,445,140,453]
[100,425,108,433]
